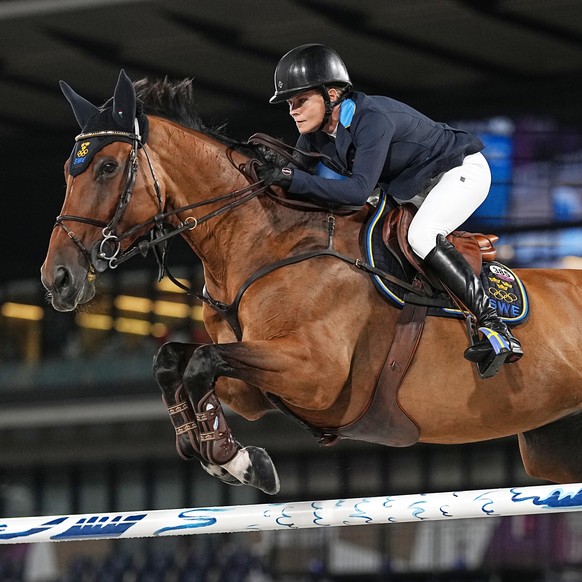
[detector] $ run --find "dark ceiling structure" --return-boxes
[2,0,582,282]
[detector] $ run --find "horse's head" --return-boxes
[41,70,164,311]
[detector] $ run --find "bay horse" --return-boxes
[41,70,582,495]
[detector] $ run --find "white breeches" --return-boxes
[407,152,492,259]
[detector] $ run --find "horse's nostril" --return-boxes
[54,266,71,291]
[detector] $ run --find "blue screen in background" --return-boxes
[472,133,513,228]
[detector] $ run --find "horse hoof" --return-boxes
[244,446,281,495]
[200,461,244,486]
[223,446,280,495]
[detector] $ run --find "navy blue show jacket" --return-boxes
[289,91,484,205]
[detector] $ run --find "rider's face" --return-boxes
[287,90,325,134]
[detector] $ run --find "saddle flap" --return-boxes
[381,204,423,280]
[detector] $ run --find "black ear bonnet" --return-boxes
[60,69,149,176]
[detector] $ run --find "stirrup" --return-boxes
[464,323,523,379]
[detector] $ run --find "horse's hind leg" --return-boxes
[152,342,247,490]
[518,412,582,483]
[154,341,280,495]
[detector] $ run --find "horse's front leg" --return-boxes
[152,342,257,490]
[180,338,349,491]
[154,341,280,495]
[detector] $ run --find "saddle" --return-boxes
[382,203,499,291]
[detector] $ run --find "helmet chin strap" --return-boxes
[318,85,348,131]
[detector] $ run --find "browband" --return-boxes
[75,130,141,142]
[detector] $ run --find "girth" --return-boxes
[319,300,425,447]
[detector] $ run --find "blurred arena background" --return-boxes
[1,1,582,580]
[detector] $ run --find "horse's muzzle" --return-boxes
[42,264,95,312]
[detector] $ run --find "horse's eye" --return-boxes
[100,161,118,175]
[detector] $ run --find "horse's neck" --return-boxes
[151,118,342,301]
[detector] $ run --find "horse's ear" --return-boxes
[59,81,100,129]
[112,69,136,131]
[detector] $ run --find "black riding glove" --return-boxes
[257,164,294,189]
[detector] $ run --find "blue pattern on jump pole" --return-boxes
[0,483,581,544]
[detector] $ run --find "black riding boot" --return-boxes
[424,234,523,367]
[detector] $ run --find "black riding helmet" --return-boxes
[269,44,352,104]
[269,44,352,129]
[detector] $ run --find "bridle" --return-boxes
[56,129,145,279]
[55,128,271,282]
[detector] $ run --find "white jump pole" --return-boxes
[1,482,582,544]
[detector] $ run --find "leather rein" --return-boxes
[54,129,418,337]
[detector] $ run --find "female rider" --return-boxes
[259,43,523,369]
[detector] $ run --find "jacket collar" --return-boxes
[308,94,358,170]
[334,97,357,166]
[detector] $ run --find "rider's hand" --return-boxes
[257,164,294,189]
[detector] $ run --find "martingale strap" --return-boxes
[199,245,419,342]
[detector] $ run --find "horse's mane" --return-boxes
[132,77,285,163]
[133,77,242,150]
